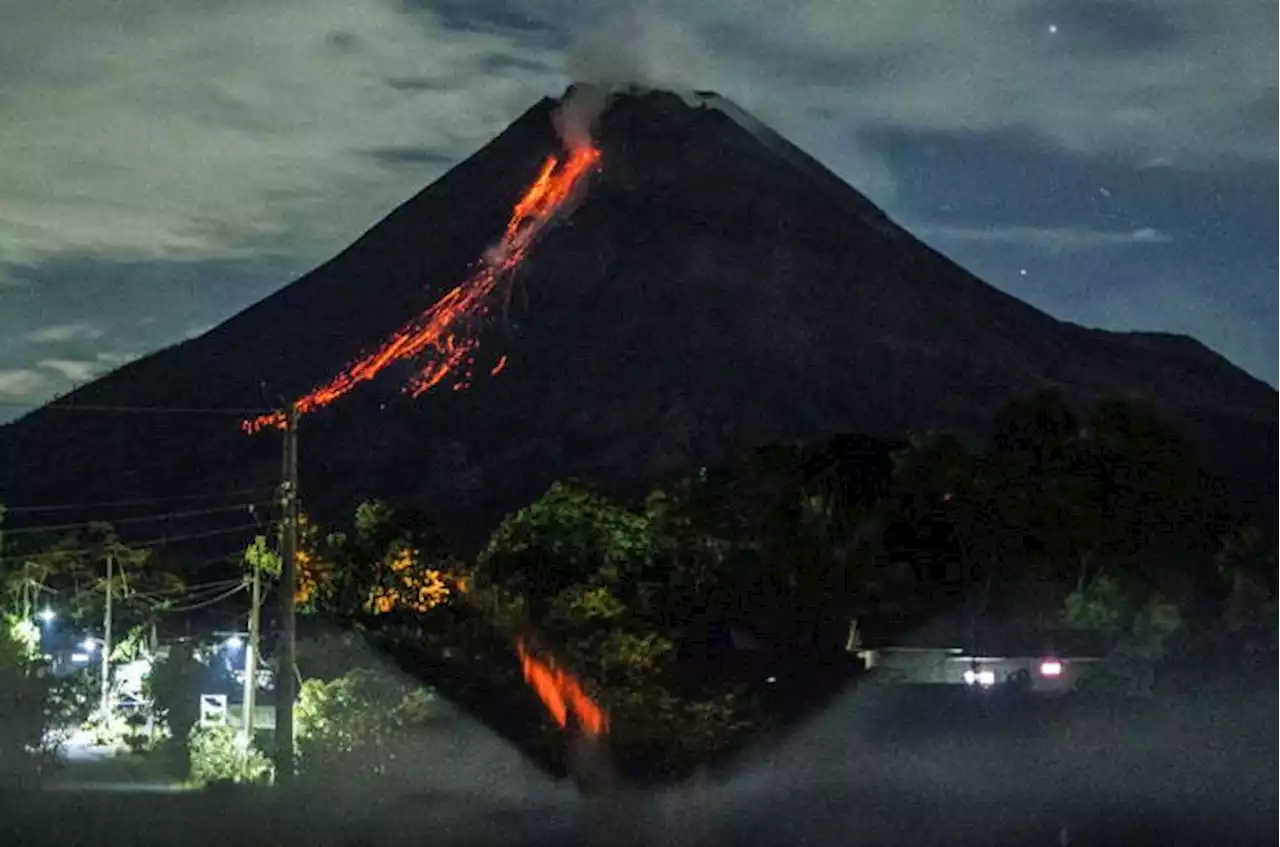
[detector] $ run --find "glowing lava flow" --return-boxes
[244,144,602,433]
[516,637,608,737]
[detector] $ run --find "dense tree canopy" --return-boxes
[3,389,1262,783]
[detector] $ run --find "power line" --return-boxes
[157,582,247,613]
[129,578,246,601]
[0,522,265,566]
[54,575,250,613]
[2,501,274,537]
[3,487,277,515]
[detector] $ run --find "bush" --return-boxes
[296,667,437,783]
[1079,597,1182,698]
[0,615,55,786]
[49,669,97,732]
[146,644,205,744]
[188,724,272,786]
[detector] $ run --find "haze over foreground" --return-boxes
[4,668,1274,846]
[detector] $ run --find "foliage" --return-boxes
[607,684,752,769]
[365,545,452,615]
[146,643,205,747]
[644,444,889,649]
[892,392,1218,611]
[479,481,659,605]
[1216,526,1278,637]
[243,517,333,612]
[121,712,153,754]
[188,724,272,786]
[7,615,39,657]
[242,535,280,578]
[1065,572,1183,697]
[304,390,1233,777]
[4,523,155,626]
[314,500,461,617]
[1063,574,1131,635]
[295,667,438,782]
[0,614,55,786]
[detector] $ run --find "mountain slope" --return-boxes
[1,85,1274,543]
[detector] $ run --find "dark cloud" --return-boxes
[365,146,458,169]
[384,76,455,92]
[479,53,555,73]
[405,0,568,45]
[325,30,361,53]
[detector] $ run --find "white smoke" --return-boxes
[564,9,710,91]
[551,9,717,149]
[553,82,613,151]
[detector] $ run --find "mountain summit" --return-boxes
[1,85,1274,537]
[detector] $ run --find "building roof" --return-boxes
[883,607,1112,658]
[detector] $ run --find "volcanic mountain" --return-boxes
[1,85,1275,542]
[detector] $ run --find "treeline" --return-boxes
[269,390,1275,779]
[3,390,1275,784]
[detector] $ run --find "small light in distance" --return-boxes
[81,638,97,653]
[37,607,56,624]
[765,676,777,684]
[224,635,245,651]
[1039,659,1063,678]
[71,652,90,663]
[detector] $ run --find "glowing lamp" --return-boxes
[963,668,996,687]
[1039,659,1063,678]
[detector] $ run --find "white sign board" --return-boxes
[199,693,228,727]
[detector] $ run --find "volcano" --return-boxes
[0,85,1275,540]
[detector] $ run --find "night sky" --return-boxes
[1,0,1274,422]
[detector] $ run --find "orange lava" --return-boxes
[516,637,608,737]
[244,144,602,433]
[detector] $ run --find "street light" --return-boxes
[224,635,245,651]
[37,607,55,624]
[81,638,97,653]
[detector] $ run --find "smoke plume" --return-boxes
[552,9,712,150]
[554,82,612,151]
[564,9,708,91]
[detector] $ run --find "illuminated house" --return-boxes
[855,613,1108,695]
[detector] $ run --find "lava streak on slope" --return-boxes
[244,144,601,433]
[516,637,608,737]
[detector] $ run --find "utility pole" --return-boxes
[101,552,113,717]
[241,550,262,761]
[274,405,299,782]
